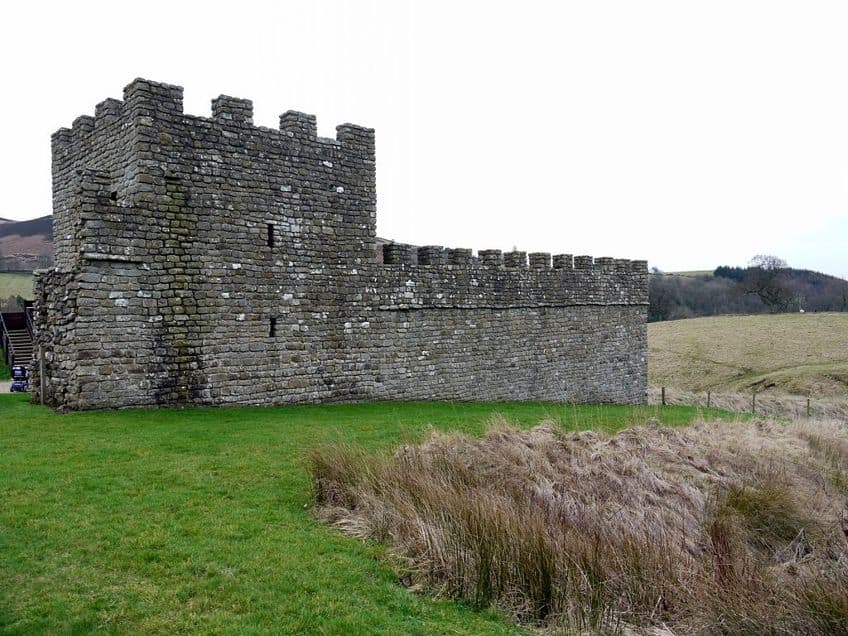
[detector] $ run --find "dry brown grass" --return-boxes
[311,417,848,634]
[648,313,848,397]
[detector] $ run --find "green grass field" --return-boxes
[0,273,34,300]
[0,396,733,634]
[649,312,848,397]
[666,269,713,278]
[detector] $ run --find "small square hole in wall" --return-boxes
[269,317,277,337]
[110,191,118,201]
[267,223,275,247]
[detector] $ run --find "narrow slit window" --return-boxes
[269,317,277,337]
[267,223,274,247]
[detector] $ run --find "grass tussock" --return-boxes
[311,418,848,634]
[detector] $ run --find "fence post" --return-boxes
[752,391,756,414]
[707,390,711,409]
[806,398,811,418]
[39,345,45,406]
[661,386,666,406]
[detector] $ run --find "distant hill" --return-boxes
[0,215,53,272]
[650,265,848,321]
[0,215,52,240]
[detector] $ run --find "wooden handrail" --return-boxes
[25,305,35,339]
[0,312,14,368]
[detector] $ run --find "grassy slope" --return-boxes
[0,273,34,300]
[0,397,729,634]
[649,312,848,396]
[667,270,713,277]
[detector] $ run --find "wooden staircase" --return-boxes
[1,307,35,369]
[5,328,33,366]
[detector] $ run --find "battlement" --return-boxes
[361,241,649,311]
[212,95,254,125]
[51,78,375,155]
[36,79,647,411]
[94,98,124,122]
[380,242,647,274]
[369,245,646,309]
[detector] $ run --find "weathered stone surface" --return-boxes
[33,79,648,411]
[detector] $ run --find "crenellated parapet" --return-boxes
[51,79,376,159]
[374,243,648,309]
[380,243,645,272]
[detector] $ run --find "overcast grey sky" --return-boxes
[1,1,846,278]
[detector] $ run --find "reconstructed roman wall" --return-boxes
[33,79,648,410]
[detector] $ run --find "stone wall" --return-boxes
[33,79,648,410]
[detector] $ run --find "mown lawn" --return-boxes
[0,396,735,634]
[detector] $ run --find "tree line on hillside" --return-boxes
[649,255,848,322]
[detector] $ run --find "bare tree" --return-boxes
[743,254,797,311]
[749,254,788,270]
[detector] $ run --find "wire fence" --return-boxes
[649,386,848,422]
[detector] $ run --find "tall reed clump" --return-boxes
[310,418,848,634]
